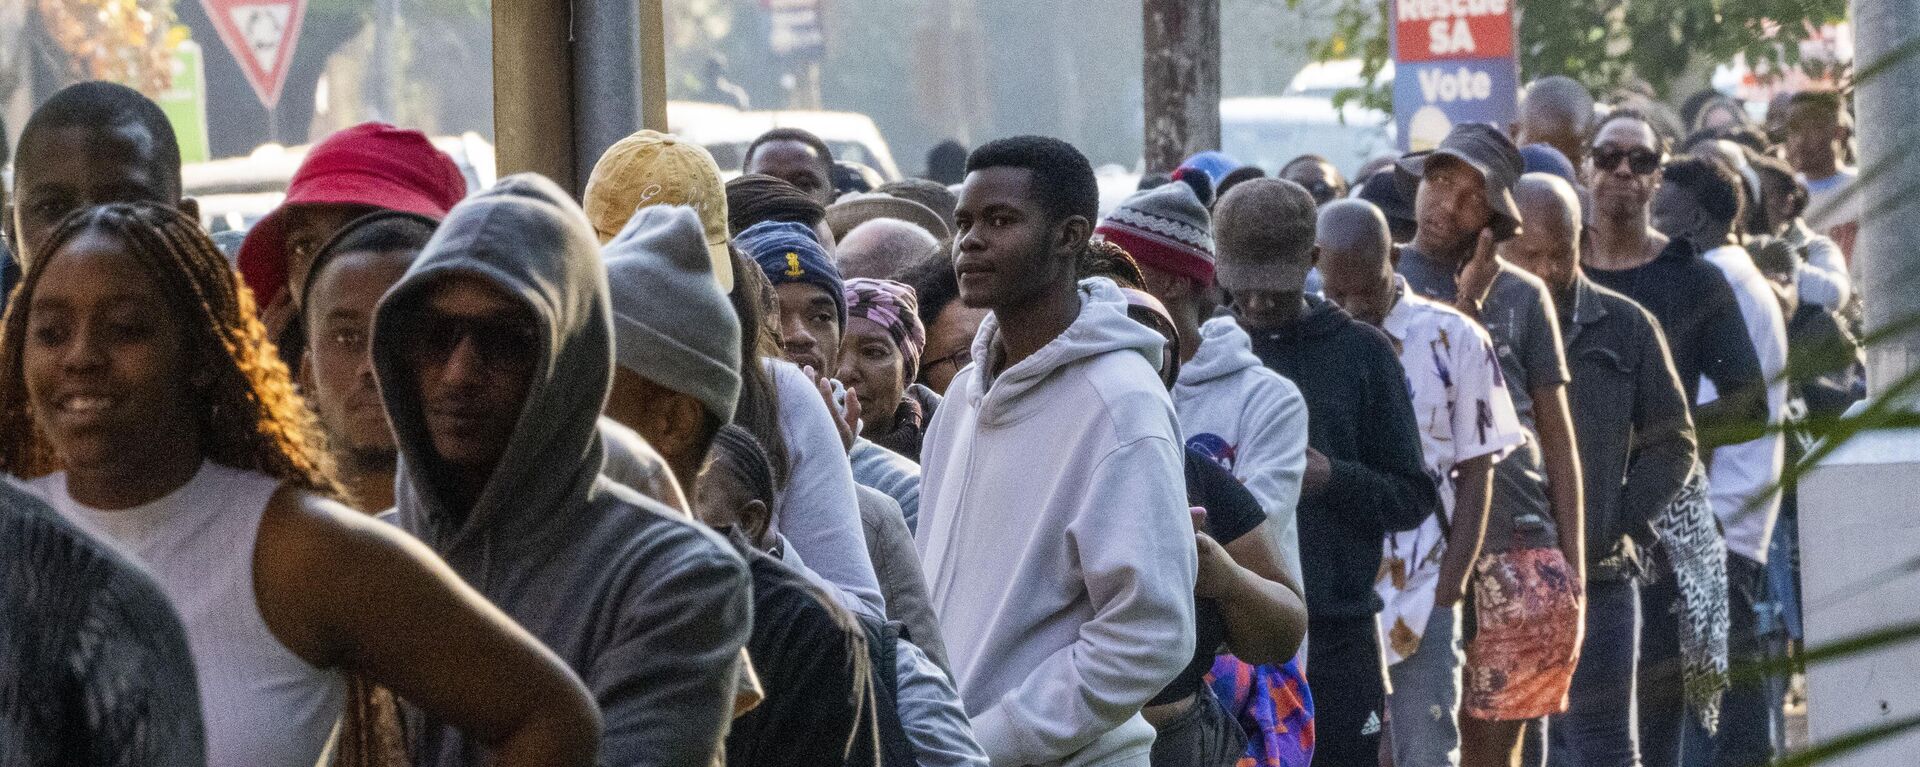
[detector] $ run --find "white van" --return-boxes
[668,102,902,181]
[1219,96,1396,180]
[1217,59,1398,179]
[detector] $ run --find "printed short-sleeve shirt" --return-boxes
[1374,281,1527,665]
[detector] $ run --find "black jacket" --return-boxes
[1246,296,1437,620]
[731,551,879,767]
[1560,277,1697,580]
[1587,239,1766,447]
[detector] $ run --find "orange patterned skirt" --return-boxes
[1462,547,1584,721]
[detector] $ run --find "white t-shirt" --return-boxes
[1802,167,1859,241]
[1374,284,1527,665]
[1697,245,1789,564]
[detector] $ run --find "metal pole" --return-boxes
[572,0,643,193]
[492,0,576,188]
[1855,0,1920,398]
[367,0,399,121]
[1142,0,1221,173]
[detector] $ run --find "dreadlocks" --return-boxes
[0,203,343,498]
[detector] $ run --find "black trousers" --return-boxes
[1306,616,1385,766]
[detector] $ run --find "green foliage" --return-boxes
[1298,0,1848,109]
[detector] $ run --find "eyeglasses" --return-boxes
[1591,145,1664,175]
[924,347,972,373]
[397,311,542,372]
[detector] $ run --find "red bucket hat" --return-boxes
[237,123,467,318]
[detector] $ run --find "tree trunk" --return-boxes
[1143,0,1220,173]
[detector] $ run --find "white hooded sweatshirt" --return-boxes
[917,278,1197,767]
[1172,316,1310,583]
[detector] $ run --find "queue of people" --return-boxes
[1,75,1863,767]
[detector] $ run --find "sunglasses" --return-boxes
[397,311,542,372]
[1591,145,1664,175]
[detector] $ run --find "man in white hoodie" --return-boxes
[1094,181,1310,583]
[917,136,1197,767]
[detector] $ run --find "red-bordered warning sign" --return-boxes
[200,0,306,109]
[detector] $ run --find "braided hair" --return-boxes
[705,424,778,513]
[0,203,343,498]
[1078,238,1145,289]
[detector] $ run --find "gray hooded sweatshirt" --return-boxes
[373,175,751,766]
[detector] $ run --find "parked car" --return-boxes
[669,101,902,181]
[1220,96,1396,180]
[184,133,495,235]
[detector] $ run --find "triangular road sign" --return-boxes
[200,0,306,110]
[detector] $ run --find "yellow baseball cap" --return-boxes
[584,130,735,291]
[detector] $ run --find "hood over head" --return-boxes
[372,172,614,554]
[962,277,1168,424]
[1179,315,1267,385]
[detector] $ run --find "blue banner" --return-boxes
[1391,56,1519,152]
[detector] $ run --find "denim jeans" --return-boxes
[1682,554,1773,767]
[1150,683,1248,767]
[1638,572,1686,767]
[1386,603,1464,767]
[1550,577,1642,767]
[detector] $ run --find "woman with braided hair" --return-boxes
[0,202,600,767]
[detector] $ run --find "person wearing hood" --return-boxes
[1318,198,1529,767]
[296,210,685,515]
[1399,123,1586,765]
[372,174,752,766]
[1095,181,1310,584]
[3,203,600,767]
[237,123,468,361]
[917,136,1197,767]
[1213,177,1436,767]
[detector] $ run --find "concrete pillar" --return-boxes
[1798,1,1920,764]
